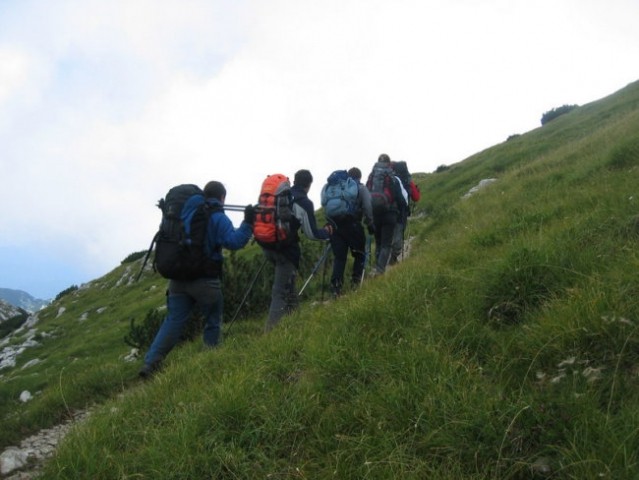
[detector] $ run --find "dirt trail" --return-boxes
[1,411,89,479]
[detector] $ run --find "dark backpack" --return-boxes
[366,164,395,213]
[392,160,420,207]
[152,184,222,280]
[253,174,294,248]
[320,170,359,219]
[392,161,411,191]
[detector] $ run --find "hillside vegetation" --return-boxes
[2,80,639,479]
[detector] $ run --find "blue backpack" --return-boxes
[321,170,359,219]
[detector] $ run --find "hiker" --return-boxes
[366,154,407,275]
[322,167,373,296]
[261,169,332,332]
[139,181,255,378]
[390,160,419,265]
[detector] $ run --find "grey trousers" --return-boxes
[390,221,406,263]
[263,249,299,332]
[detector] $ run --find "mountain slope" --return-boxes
[2,79,639,479]
[0,288,50,313]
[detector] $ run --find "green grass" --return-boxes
[2,79,639,478]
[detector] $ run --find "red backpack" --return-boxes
[409,180,421,202]
[253,174,294,247]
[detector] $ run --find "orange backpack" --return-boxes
[253,174,294,247]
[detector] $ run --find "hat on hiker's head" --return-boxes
[378,153,390,163]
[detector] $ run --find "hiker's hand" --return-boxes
[244,204,256,225]
[323,224,334,236]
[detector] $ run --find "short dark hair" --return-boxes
[378,153,391,163]
[294,169,313,189]
[348,167,361,181]
[203,181,226,200]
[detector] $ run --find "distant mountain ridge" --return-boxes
[0,288,50,313]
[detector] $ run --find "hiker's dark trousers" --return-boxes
[329,218,366,288]
[373,209,398,273]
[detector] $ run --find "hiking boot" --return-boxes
[138,361,162,380]
[368,269,381,278]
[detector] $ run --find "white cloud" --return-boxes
[0,48,29,105]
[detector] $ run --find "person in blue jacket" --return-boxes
[262,169,332,332]
[139,180,254,378]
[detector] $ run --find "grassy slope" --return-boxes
[2,79,638,478]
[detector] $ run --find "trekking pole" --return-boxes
[298,243,331,296]
[360,235,372,285]
[225,258,268,335]
[135,232,158,282]
[401,221,407,263]
[321,246,329,301]
[402,202,413,262]
[223,204,250,212]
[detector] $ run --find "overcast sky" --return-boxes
[1,0,638,300]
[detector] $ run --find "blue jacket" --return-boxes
[205,199,253,263]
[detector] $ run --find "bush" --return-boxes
[541,104,579,125]
[0,311,28,338]
[222,252,273,324]
[124,308,205,349]
[121,250,148,264]
[54,285,78,302]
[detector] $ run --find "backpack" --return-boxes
[392,160,420,202]
[392,161,411,190]
[253,174,294,248]
[152,184,222,280]
[366,163,395,213]
[320,170,359,219]
[409,180,421,202]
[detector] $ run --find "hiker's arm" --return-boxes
[359,184,374,226]
[293,200,329,241]
[213,214,253,250]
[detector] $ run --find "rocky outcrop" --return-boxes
[463,178,497,198]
